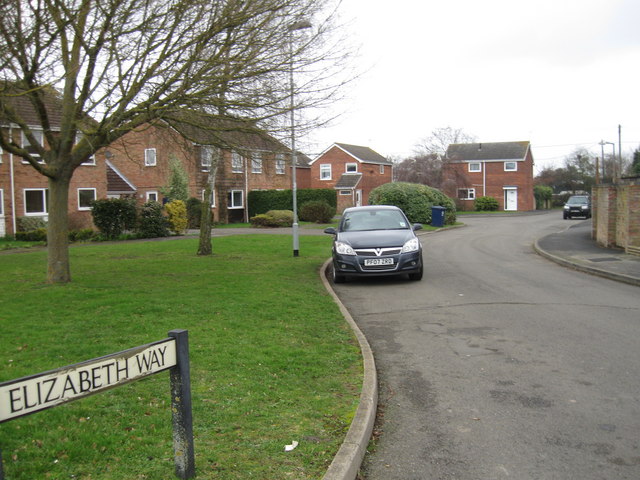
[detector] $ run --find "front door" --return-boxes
[355,189,362,207]
[504,188,517,211]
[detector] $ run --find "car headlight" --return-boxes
[401,238,420,253]
[335,241,356,255]
[581,205,588,209]
[563,205,570,210]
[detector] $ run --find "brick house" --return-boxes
[0,91,106,237]
[1,93,300,234]
[308,143,393,212]
[443,141,535,211]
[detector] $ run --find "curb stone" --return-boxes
[320,258,378,480]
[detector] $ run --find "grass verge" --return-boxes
[0,235,362,479]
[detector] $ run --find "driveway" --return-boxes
[332,212,640,479]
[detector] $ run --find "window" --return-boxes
[24,188,48,215]
[146,191,158,202]
[457,188,476,200]
[346,163,358,173]
[320,164,331,180]
[228,190,243,209]
[145,148,157,166]
[339,190,352,195]
[201,146,215,170]
[504,161,517,171]
[379,164,385,174]
[201,188,216,207]
[22,129,44,161]
[0,189,4,215]
[468,162,481,172]
[78,188,96,210]
[275,154,285,174]
[251,153,263,174]
[232,152,244,173]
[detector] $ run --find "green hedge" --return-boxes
[369,182,457,225]
[248,189,336,218]
[474,196,499,211]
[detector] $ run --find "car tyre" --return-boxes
[332,266,346,284]
[408,263,423,281]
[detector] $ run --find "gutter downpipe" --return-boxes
[9,127,17,236]
[483,160,486,197]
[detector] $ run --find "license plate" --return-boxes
[364,258,394,266]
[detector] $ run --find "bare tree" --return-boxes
[0,0,351,283]
[394,127,476,189]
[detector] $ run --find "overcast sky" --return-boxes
[303,0,640,173]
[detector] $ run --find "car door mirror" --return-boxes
[324,227,337,235]
[412,223,423,231]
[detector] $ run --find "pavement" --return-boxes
[533,219,640,287]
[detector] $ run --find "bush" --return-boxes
[369,182,457,225]
[250,210,293,227]
[137,201,169,238]
[474,196,499,211]
[91,198,138,239]
[186,197,203,229]
[69,228,95,242]
[15,228,47,242]
[299,200,336,223]
[165,200,188,235]
[17,216,47,232]
[248,189,336,218]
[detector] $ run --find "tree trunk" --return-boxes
[47,176,72,283]
[197,182,213,256]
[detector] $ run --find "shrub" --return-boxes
[165,200,188,235]
[250,210,293,227]
[137,201,169,238]
[369,182,457,225]
[186,197,203,229]
[299,200,336,223]
[17,216,47,232]
[91,198,137,239]
[15,228,47,242]
[68,228,95,242]
[248,189,336,217]
[474,196,499,211]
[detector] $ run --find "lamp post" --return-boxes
[288,19,311,257]
[599,140,615,181]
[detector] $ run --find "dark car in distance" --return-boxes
[563,195,591,219]
[324,205,423,283]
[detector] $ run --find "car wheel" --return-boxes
[332,266,346,284]
[408,264,423,281]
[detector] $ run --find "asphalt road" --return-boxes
[332,211,640,480]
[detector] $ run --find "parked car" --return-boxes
[324,205,423,283]
[563,195,591,219]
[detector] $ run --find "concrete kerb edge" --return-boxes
[320,258,378,480]
[533,239,640,287]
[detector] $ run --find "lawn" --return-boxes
[0,235,362,479]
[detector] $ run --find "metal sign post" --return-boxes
[0,330,195,479]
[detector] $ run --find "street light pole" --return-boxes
[288,19,311,257]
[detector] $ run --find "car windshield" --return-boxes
[567,197,589,205]
[341,210,409,232]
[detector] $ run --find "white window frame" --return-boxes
[201,146,214,171]
[468,162,481,173]
[251,153,263,174]
[24,188,48,215]
[77,135,96,165]
[146,191,158,202]
[320,164,332,180]
[201,188,216,207]
[144,148,157,166]
[0,189,4,215]
[379,164,385,174]
[457,188,476,200]
[504,161,517,172]
[21,129,44,162]
[228,190,244,209]
[339,190,352,196]
[232,152,244,173]
[345,163,358,173]
[275,154,285,175]
[77,188,97,211]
